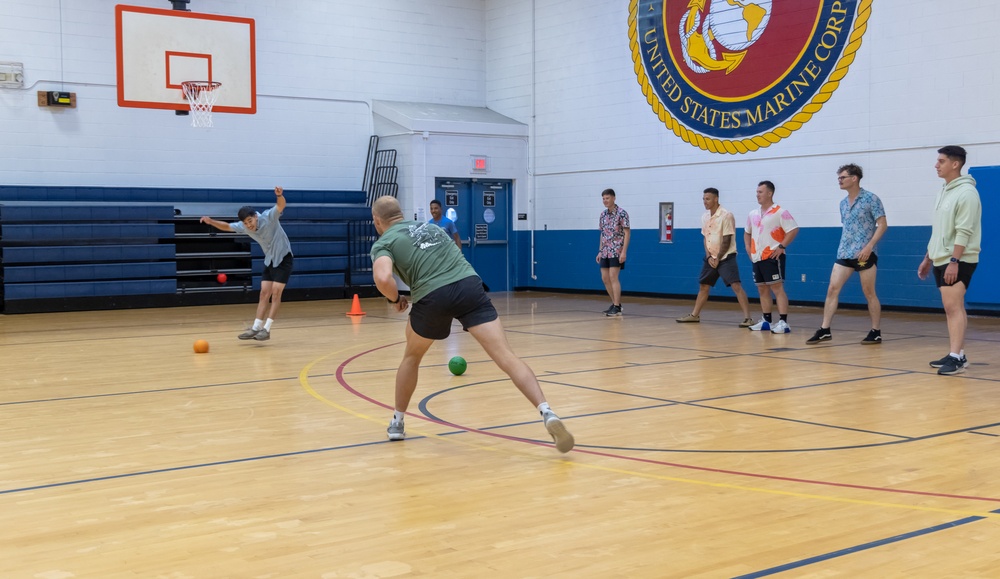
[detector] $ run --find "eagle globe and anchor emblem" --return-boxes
[677,0,770,74]
[630,0,872,154]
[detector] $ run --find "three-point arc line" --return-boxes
[298,342,1000,520]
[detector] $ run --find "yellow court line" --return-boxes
[299,349,1000,521]
[299,345,527,456]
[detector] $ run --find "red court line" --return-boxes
[333,344,1000,505]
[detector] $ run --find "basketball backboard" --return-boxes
[115,4,256,114]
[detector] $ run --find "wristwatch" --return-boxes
[777,244,785,249]
[949,257,959,264]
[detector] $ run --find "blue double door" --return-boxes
[434,178,512,292]
[968,166,998,307]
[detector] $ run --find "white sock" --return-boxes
[959,349,965,357]
[537,402,552,416]
[393,410,405,422]
[264,318,274,331]
[950,352,961,359]
[252,318,264,330]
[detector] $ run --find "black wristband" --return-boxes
[387,295,401,304]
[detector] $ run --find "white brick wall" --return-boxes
[0,0,487,189]
[2,0,998,229]
[497,0,1000,229]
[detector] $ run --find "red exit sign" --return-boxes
[471,155,489,173]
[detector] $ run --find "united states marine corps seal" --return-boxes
[630,0,871,154]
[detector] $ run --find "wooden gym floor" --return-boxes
[1,292,999,577]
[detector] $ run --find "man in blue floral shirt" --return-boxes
[807,164,887,346]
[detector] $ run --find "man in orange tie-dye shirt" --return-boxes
[743,180,799,334]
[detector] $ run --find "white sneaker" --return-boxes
[387,419,405,441]
[542,411,575,453]
[748,318,771,331]
[770,320,790,334]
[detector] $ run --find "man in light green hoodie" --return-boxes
[917,145,982,376]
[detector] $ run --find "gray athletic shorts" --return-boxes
[698,255,741,287]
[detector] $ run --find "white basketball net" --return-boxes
[181,81,222,128]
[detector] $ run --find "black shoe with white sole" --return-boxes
[936,355,967,376]
[860,329,882,345]
[930,354,968,370]
[806,328,832,345]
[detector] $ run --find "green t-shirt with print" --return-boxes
[370,220,478,303]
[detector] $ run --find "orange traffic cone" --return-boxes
[346,293,366,317]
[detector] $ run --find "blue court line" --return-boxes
[536,379,914,441]
[0,343,723,408]
[0,313,403,347]
[732,510,997,578]
[427,372,914,438]
[4,314,992,496]
[0,376,301,407]
[5,309,978,408]
[529,352,745,378]
[416,374,1000,453]
[507,327,743,355]
[544,366,875,397]
[669,399,913,439]
[0,438,399,496]
[757,352,1000,383]
[529,413,1000,454]
[508,321,944,350]
[3,363,404,406]
[508,325,1000,382]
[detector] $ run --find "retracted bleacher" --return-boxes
[0,187,377,314]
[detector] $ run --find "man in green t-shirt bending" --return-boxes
[369,196,574,452]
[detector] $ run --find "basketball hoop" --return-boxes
[181,81,222,128]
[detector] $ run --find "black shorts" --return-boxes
[933,261,977,289]
[262,253,294,284]
[699,255,741,287]
[835,253,878,271]
[409,275,498,340]
[752,254,786,285]
[598,257,625,270]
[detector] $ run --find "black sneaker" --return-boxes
[605,305,622,317]
[937,355,967,376]
[805,328,832,345]
[602,304,616,315]
[860,329,882,345]
[929,354,968,369]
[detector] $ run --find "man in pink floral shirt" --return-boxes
[596,188,630,316]
[744,180,799,334]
